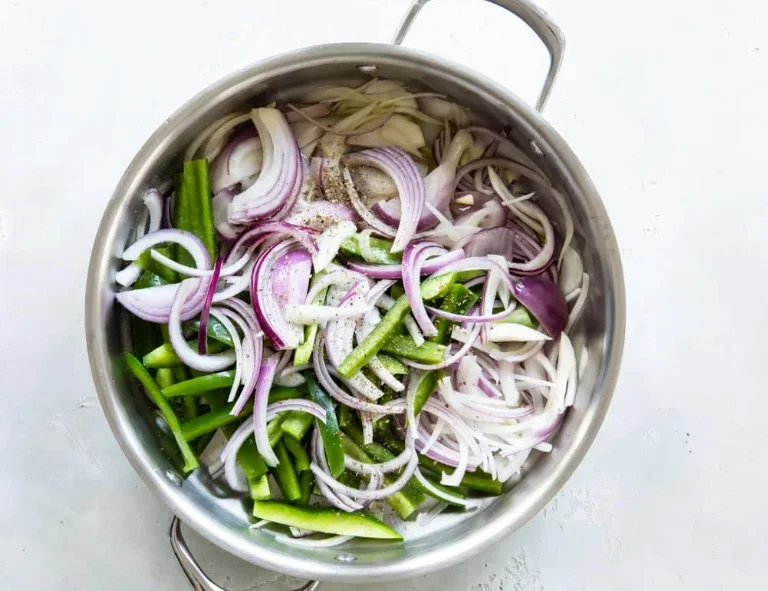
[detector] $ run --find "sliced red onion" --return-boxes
[116,229,210,322]
[212,189,240,240]
[251,241,311,350]
[488,169,556,275]
[376,130,473,231]
[284,304,372,325]
[461,227,517,260]
[345,248,464,279]
[218,309,262,414]
[426,302,516,324]
[229,221,318,261]
[253,356,280,466]
[403,242,445,337]
[272,248,313,308]
[210,127,263,194]
[285,199,357,230]
[344,447,413,475]
[312,430,364,512]
[403,322,481,371]
[213,259,255,303]
[208,308,244,404]
[510,275,568,336]
[168,279,236,372]
[265,399,327,423]
[343,167,397,239]
[228,108,304,224]
[343,147,425,252]
[310,452,418,501]
[323,283,386,400]
[414,469,479,508]
[122,228,209,265]
[219,418,255,493]
[313,220,357,272]
[149,242,254,279]
[305,269,359,304]
[115,188,162,287]
[197,257,223,354]
[312,337,405,415]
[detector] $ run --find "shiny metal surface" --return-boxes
[170,518,320,591]
[392,0,565,111]
[85,1,625,584]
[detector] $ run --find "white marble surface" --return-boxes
[1,0,766,589]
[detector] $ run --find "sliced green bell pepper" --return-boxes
[337,272,457,378]
[252,501,402,540]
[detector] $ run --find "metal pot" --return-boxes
[85,0,625,588]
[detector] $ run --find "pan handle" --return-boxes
[170,517,321,591]
[391,0,565,112]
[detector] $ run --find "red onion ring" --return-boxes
[197,257,223,354]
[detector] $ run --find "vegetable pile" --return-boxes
[116,78,589,546]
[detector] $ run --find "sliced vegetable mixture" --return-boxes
[116,78,589,548]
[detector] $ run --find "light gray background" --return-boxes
[1,0,765,589]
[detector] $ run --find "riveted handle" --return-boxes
[170,517,321,591]
[392,0,565,111]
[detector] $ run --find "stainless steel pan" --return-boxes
[85,0,625,588]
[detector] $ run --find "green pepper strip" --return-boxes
[306,374,345,478]
[497,306,534,328]
[249,474,271,501]
[252,501,402,540]
[143,340,229,368]
[179,386,302,442]
[188,317,235,347]
[134,271,168,289]
[272,441,302,502]
[337,405,364,445]
[161,371,235,397]
[339,234,402,264]
[376,354,408,375]
[280,410,315,442]
[283,435,310,472]
[155,368,175,389]
[430,284,479,344]
[381,335,446,364]
[180,402,252,441]
[298,471,314,504]
[124,354,198,473]
[340,433,424,519]
[412,284,479,414]
[337,272,457,379]
[175,159,217,263]
[134,247,178,283]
